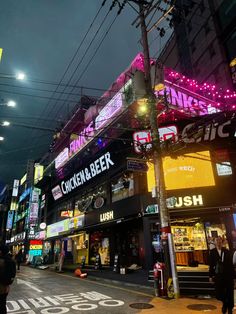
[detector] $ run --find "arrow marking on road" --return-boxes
[17,278,43,293]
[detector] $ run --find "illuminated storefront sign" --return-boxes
[167,195,204,208]
[34,164,44,184]
[19,188,31,203]
[52,152,115,200]
[12,179,19,197]
[133,125,178,154]
[55,148,69,169]
[47,219,69,238]
[158,83,217,115]
[29,240,43,257]
[69,91,123,157]
[69,215,85,229]
[100,211,114,222]
[147,151,215,191]
[20,173,27,185]
[6,211,14,229]
[61,210,73,218]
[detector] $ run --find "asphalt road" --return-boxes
[7,266,154,314]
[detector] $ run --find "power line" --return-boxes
[46,6,114,121]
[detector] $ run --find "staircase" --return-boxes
[178,270,214,296]
[148,270,215,296]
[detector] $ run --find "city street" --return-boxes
[7,267,222,314]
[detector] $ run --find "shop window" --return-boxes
[57,200,73,219]
[90,231,110,265]
[75,183,107,213]
[111,172,135,203]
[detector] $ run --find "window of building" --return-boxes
[209,43,216,58]
[111,172,135,203]
[75,183,107,213]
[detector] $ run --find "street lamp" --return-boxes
[7,100,16,107]
[0,136,4,141]
[0,72,26,81]
[16,72,26,81]
[0,100,16,107]
[1,121,10,127]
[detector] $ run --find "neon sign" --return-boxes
[68,89,124,158]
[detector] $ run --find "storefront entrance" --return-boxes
[171,216,229,266]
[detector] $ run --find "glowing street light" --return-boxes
[16,72,26,81]
[2,121,10,126]
[0,136,4,141]
[7,100,16,107]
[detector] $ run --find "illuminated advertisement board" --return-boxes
[6,211,14,229]
[47,219,69,238]
[34,164,44,184]
[163,151,215,190]
[147,151,215,191]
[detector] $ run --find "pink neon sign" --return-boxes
[69,90,124,157]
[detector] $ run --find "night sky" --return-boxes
[0,1,172,185]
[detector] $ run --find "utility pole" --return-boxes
[136,0,179,298]
[110,0,179,297]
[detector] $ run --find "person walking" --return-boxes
[0,244,16,314]
[15,249,23,271]
[209,236,234,314]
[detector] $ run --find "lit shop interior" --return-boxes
[147,150,232,266]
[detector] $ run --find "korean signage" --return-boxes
[69,91,123,158]
[69,215,85,230]
[12,179,19,197]
[55,82,129,169]
[20,173,27,185]
[47,219,70,238]
[6,210,14,229]
[55,148,69,169]
[34,164,44,184]
[52,152,115,200]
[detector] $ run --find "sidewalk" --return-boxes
[59,265,222,313]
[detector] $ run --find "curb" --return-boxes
[82,274,155,294]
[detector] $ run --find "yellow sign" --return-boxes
[20,173,27,185]
[30,245,43,250]
[34,164,44,184]
[0,48,3,62]
[147,151,215,191]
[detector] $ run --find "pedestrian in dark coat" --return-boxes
[209,236,234,314]
[0,244,13,314]
[15,249,23,271]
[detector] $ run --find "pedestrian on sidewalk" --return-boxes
[209,236,234,314]
[0,244,16,314]
[15,249,23,271]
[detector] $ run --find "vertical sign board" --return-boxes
[6,211,14,229]
[12,179,20,197]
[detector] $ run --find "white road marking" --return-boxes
[17,278,43,293]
